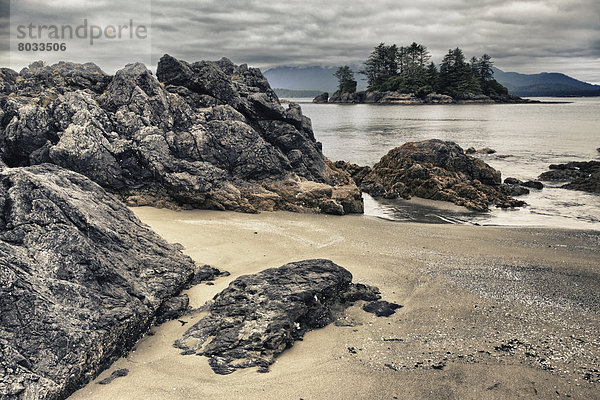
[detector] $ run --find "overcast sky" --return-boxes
[2,0,599,83]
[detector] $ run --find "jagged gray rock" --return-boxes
[174,259,380,375]
[0,164,216,400]
[0,57,362,215]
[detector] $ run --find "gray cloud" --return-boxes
[2,0,599,83]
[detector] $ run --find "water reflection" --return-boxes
[292,98,600,229]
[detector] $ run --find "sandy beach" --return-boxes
[69,208,600,400]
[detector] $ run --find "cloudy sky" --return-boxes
[2,0,599,83]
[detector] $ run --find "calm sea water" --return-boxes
[291,97,600,229]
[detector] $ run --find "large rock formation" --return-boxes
[0,57,362,215]
[0,164,216,400]
[337,140,525,212]
[175,259,380,375]
[539,161,600,193]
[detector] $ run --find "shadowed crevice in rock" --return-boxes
[0,164,217,400]
[0,56,362,215]
[174,259,380,375]
[336,139,525,212]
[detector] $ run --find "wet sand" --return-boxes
[70,208,600,399]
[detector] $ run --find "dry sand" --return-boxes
[70,208,600,400]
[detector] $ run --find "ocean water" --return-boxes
[291,97,600,229]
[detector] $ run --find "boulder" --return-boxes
[504,184,530,196]
[174,259,380,375]
[0,164,217,400]
[504,177,523,185]
[539,161,600,193]
[522,180,544,190]
[312,92,329,103]
[555,162,599,193]
[467,147,496,155]
[503,177,542,193]
[0,57,362,215]
[355,140,525,211]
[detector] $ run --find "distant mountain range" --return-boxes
[264,65,600,97]
[491,68,600,97]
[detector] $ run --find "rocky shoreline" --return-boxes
[0,57,361,215]
[313,90,540,104]
[0,56,597,400]
[0,163,383,399]
[69,208,600,400]
[0,56,371,399]
[0,164,219,399]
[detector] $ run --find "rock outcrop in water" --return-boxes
[539,161,600,193]
[314,90,536,104]
[0,164,217,400]
[175,259,380,375]
[0,57,362,215]
[312,92,329,103]
[336,140,525,211]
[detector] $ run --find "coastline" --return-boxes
[309,100,571,105]
[312,90,543,105]
[70,208,600,400]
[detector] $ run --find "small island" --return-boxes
[314,42,538,104]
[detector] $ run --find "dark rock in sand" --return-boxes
[174,259,380,375]
[0,164,216,400]
[0,57,361,215]
[539,161,600,193]
[349,140,524,211]
[362,301,403,317]
[312,92,329,103]
[97,369,129,385]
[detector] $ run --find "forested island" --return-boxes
[313,43,536,104]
